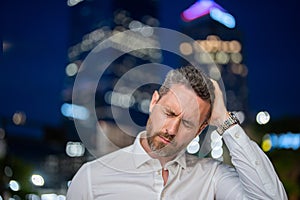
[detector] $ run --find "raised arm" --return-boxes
[209,80,288,199]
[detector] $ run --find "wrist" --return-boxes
[217,112,230,126]
[216,112,240,135]
[212,112,229,127]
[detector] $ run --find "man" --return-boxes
[67,65,287,199]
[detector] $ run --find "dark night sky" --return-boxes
[220,0,300,118]
[2,0,300,139]
[2,1,69,126]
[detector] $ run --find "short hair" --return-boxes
[158,65,215,120]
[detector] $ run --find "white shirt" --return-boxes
[66,125,287,200]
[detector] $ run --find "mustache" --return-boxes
[153,131,175,143]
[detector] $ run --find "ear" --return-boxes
[149,90,160,113]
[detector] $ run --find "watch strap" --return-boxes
[216,112,240,135]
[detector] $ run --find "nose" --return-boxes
[163,117,180,135]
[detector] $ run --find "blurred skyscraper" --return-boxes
[63,0,162,157]
[180,12,249,123]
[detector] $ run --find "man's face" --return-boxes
[145,84,210,158]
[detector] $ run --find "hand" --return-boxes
[209,79,229,127]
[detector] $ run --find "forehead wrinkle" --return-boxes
[162,104,197,127]
[159,84,204,124]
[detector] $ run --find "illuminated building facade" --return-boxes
[180,16,249,122]
[63,0,162,158]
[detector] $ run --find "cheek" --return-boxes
[178,124,199,136]
[148,111,166,131]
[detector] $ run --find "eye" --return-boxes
[164,110,174,117]
[181,119,193,129]
[162,108,175,117]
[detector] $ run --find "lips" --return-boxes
[158,135,171,144]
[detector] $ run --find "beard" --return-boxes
[146,118,186,158]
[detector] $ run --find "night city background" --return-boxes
[2,0,300,199]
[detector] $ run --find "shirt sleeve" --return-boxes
[66,163,93,200]
[219,125,288,200]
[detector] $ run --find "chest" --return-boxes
[91,168,216,200]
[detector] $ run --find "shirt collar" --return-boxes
[132,131,187,170]
[132,131,154,168]
[166,149,187,170]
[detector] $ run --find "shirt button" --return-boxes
[234,132,240,139]
[157,170,161,175]
[255,160,260,165]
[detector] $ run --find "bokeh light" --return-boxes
[9,180,20,191]
[31,174,45,186]
[12,111,26,125]
[3,41,12,52]
[4,166,13,177]
[179,42,193,55]
[261,134,272,152]
[256,111,271,125]
[66,142,85,157]
[230,52,242,63]
[209,66,221,80]
[215,51,229,64]
[210,8,236,29]
[138,99,150,114]
[61,103,90,120]
[67,0,84,7]
[262,133,300,152]
[229,40,241,53]
[187,140,200,154]
[211,147,223,159]
[210,131,223,159]
[65,63,78,77]
[233,111,245,124]
[26,194,40,200]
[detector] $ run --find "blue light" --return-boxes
[268,133,300,150]
[61,103,89,120]
[210,8,236,28]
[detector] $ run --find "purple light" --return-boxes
[181,0,226,22]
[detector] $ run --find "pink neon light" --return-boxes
[181,0,225,22]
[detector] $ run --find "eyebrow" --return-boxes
[164,106,177,116]
[163,106,197,127]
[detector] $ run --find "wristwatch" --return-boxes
[216,112,240,135]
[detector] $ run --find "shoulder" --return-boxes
[84,145,135,173]
[185,153,220,167]
[67,145,134,199]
